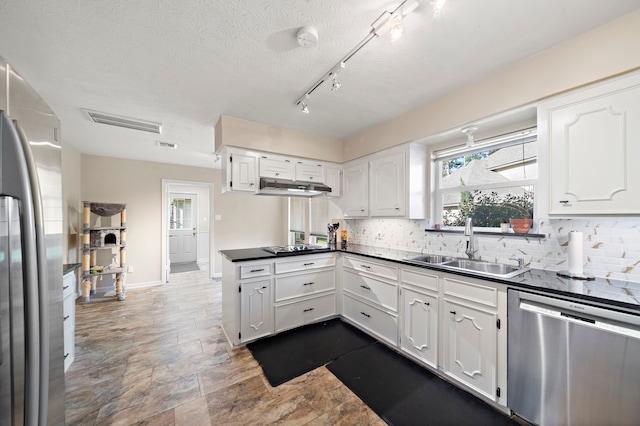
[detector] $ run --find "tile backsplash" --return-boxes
[344,218,640,283]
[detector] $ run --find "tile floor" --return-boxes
[65,270,385,425]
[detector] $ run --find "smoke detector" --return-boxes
[297,26,318,47]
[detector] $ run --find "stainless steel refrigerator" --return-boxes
[1,57,65,425]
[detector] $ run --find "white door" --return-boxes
[169,193,197,264]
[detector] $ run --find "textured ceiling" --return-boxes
[1,0,639,168]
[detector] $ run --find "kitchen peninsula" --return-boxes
[220,243,640,418]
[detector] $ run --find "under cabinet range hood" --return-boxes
[257,177,331,197]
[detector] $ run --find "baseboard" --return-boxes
[212,272,222,279]
[126,280,163,289]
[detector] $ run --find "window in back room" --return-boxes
[432,128,537,230]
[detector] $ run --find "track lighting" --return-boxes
[294,0,446,112]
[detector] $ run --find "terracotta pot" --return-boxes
[510,218,532,234]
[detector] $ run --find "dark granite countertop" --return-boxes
[63,263,81,275]
[220,244,640,312]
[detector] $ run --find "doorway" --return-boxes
[169,193,198,265]
[161,180,213,283]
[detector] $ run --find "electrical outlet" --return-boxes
[127,266,134,273]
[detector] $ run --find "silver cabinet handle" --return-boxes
[360,311,371,318]
[303,308,315,313]
[250,268,264,273]
[360,265,371,269]
[424,302,430,306]
[303,262,315,266]
[63,315,70,321]
[303,282,314,286]
[360,285,371,290]
[63,285,70,290]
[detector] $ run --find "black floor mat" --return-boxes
[327,342,518,426]
[246,319,376,387]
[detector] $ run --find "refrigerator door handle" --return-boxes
[13,117,51,426]
[0,111,43,425]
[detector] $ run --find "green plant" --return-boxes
[442,188,533,227]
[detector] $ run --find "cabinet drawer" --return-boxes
[443,277,498,308]
[401,268,439,292]
[240,262,272,279]
[295,162,324,183]
[275,254,335,274]
[275,269,335,302]
[342,294,397,346]
[275,293,336,332]
[259,157,295,180]
[63,294,75,372]
[63,272,75,299]
[343,270,397,312]
[342,256,398,281]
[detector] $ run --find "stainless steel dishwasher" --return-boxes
[508,289,640,426]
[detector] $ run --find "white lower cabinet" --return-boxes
[274,254,336,332]
[240,278,272,342]
[400,287,438,368]
[342,294,398,346]
[441,275,505,404]
[275,293,336,332]
[62,270,76,372]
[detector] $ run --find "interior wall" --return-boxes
[343,8,640,161]
[215,114,343,163]
[81,154,285,284]
[61,141,81,264]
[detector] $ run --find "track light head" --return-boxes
[331,75,342,91]
[301,102,309,114]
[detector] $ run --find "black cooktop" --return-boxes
[261,244,330,255]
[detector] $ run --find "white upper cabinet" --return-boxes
[220,147,258,193]
[343,162,369,217]
[295,160,324,183]
[370,151,405,216]
[324,165,342,197]
[540,71,640,215]
[342,144,426,219]
[259,155,295,180]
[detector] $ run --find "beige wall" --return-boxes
[215,114,343,163]
[343,9,640,161]
[81,154,285,284]
[61,141,82,264]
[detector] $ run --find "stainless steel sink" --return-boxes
[404,254,459,264]
[439,259,528,278]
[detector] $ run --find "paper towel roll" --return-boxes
[568,231,584,275]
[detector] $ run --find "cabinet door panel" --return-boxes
[343,163,369,216]
[241,279,272,342]
[230,153,257,192]
[370,152,405,216]
[259,157,295,180]
[401,287,438,368]
[546,73,640,214]
[443,299,497,400]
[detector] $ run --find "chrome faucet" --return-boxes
[464,218,477,260]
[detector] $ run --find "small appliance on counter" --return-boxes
[327,222,339,247]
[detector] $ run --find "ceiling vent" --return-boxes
[156,141,177,149]
[83,109,162,134]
